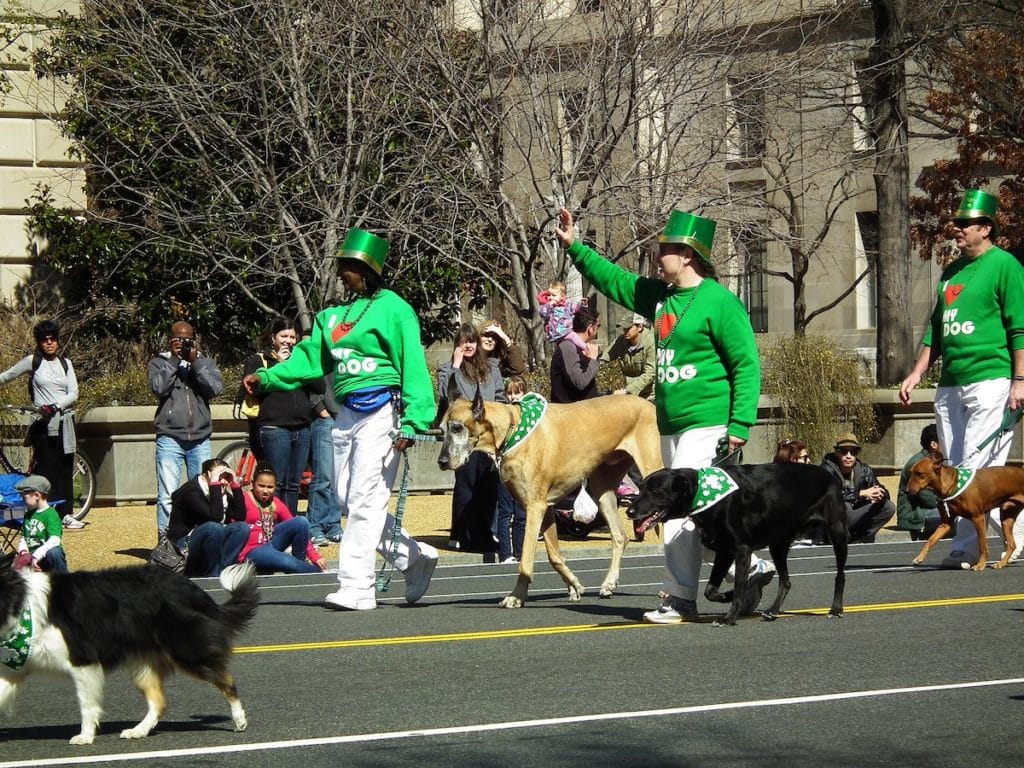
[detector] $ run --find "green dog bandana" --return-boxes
[0,606,33,672]
[500,393,547,456]
[691,467,740,513]
[945,467,976,501]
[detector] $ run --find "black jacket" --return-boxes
[549,337,599,403]
[166,476,246,545]
[821,453,890,507]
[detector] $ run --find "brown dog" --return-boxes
[907,455,1024,570]
[438,391,662,608]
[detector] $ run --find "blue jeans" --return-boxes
[494,483,526,561]
[38,546,69,572]
[307,415,343,539]
[156,435,211,534]
[181,521,249,577]
[259,425,311,515]
[245,516,320,574]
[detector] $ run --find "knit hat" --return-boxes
[658,209,716,266]
[336,228,389,275]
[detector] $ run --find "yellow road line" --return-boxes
[235,592,1024,654]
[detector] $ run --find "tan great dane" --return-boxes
[437,390,663,608]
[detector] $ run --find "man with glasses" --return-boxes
[148,321,224,539]
[899,189,1024,568]
[821,432,894,544]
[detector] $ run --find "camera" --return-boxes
[179,337,194,359]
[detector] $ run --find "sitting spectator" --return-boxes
[774,438,810,464]
[896,424,943,541]
[607,314,655,401]
[437,322,506,553]
[493,376,529,564]
[821,432,895,544]
[167,458,249,577]
[239,463,326,574]
[13,475,68,572]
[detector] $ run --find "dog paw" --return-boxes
[971,563,987,571]
[234,716,248,732]
[911,557,924,566]
[598,583,615,598]
[761,611,779,622]
[567,585,584,602]
[827,610,844,619]
[499,595,524,609]
[70,733,95,746]
[120,726,150,740]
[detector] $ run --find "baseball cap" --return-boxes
[15,474,51,495]
[617,313,648,329]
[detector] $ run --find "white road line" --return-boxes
[5,677,1023,768]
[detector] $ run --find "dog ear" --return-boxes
[671,468,697,501]
[472,386,485,423]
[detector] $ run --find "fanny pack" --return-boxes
[343,386,393,413]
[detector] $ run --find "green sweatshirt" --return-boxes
[256,289,436,437]
[922,245,1024,387]
[567,240,761,439]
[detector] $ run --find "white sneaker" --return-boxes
[447,539,461,550]
[404,543,438,604]
[940,550,974,570]
[501,556,518,564]
[62,515,86,530]
[324,590,376,611]
[740,559,776,615]
[642,593,699,624]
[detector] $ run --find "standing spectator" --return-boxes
[241,318,316,515]
[899,188,1024,568]
[821,432,895,544]
[896,424,943,541]
[148,321,223,539]
[0,320,80,528]
[13,475,68,572]
[549,305,601,404]
[243,227,438,611]
[479,319,527,379]
[607,314,656,400]
[494,376,529,564]
[554,206,772,623]
[166,458,249,577]
[437,322,507,552]
[537,280,583,343]
[239,462,326,574]
[308,376,344,547]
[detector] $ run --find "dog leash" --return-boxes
[957,405,1023,468]
[376,430,442,592]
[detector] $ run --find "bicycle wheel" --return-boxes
[0,440,30,476]
[69,450,97,521]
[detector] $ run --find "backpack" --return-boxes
[29,352,69,403]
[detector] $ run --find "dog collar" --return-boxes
[0,605,34,672]
[944,467,976,501]
[499,393,547,457]
[691,467,740,514]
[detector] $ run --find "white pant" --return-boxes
[333,402,424,597]
[659,426,765,601]
[935,378,1014,554]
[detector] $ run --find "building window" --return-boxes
[562,90,597,174]
[737,226,768,333]
[855,211,878,329]
[728,77,766,163]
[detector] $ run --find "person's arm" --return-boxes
[148,354,179,399]
[0,355,33,387]
[57,358,79,409]
[391,301,438,438]
[189,356,224,399]
[220,481,247,523]
[899,345,938,406]
[716,298,761,443]
[254,315,330,393]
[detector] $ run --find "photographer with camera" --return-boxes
[148,321,224,540]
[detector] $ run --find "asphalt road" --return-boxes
[3,537,1024,767]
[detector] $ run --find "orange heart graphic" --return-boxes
[658,313,677,341]
[944,284,964,307]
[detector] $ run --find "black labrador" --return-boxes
[629,463,848,625]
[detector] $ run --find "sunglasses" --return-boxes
[837,447,860,456]
[952,218,989,230]
[38,335,58,342]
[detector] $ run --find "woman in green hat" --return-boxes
[242,228,439,610]
[554,206,770,624]
[899,188,1024,568]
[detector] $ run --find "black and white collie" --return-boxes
[0,551,258,744]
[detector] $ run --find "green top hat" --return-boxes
[658,209,716,265]
[337,228,389,275]
[953,189,998,223]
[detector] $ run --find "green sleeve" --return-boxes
[391,303,437,436]
[717,297,761,440]
[258,316,331,392]
[566,240,667,321]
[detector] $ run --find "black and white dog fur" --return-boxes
[628,464,848,625]
[0,552,258,744]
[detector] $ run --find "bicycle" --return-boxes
[0,403,97,521]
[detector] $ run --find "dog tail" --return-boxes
[217,562,259,633]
